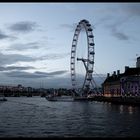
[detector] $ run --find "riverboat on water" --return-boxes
[45,92,95,102]
[45,95,73,101]
[45,89,74,101]
[0,97,7,101]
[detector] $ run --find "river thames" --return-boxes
[0,96,140,138]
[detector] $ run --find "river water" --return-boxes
[0,96,140,138]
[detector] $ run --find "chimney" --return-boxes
[107,73,110,78]
[136,56,140,68]
[125,66,129,72]
[113,71,116,75]
[117,70,120,76]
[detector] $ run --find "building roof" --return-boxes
[124,67,140,76]
[103,67,140,85]
[103,74,123,84]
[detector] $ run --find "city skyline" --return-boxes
[0,3,140,88]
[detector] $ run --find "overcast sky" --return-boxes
[0,3,140,88]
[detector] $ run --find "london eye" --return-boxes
[70,19,95,97]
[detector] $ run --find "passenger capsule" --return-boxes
[89,61,94,64]
[86,23,91,27]
[77,25,80,28]
[90,51,95,55]
[88,35,94,38]
[88,70,93,73]
[89,43,95,46]
[81,19,87,22]
[85,20,89,23]
[76,28,79,31]
[88,28,93,31]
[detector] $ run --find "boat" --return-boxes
[73,93,96,101]
[45,94,58,101]
[45,89,95,102]
[46,94,95,102]
[46,95,73,102]
[45,89,73,102]
[0,97,7,102]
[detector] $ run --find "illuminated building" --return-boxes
[102,57,140,97]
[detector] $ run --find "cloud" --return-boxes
[0,66,34,71]
[40,52,70,60]
[105,4,140,41]
[111,27,129,41]
[0,52,36,66]
[8,21,38,33]
[5,70,68,79]
[5,71,46,78]
[45,73,106,89]
[36,70,67,76]
[92,5,139,41]
[47,70,67,75]
[7,42,40,51]
[105,16,130,41]
[0,51,70,67]
[60,23,76,32]
[0,30,15,40]
[0,31,9,39]
[0,71,105,88]
[121,3,140,17]
[94,16,113,27]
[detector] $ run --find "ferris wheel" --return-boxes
[70,19,95,96]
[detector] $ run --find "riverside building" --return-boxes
[102,57,140,97]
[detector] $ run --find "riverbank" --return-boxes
[92,96,140,106]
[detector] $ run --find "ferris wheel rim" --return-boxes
[70,19,95,94]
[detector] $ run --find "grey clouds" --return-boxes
[8,21,38,33]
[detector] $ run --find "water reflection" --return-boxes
[119,105,137,115]
[128,106,133,114]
